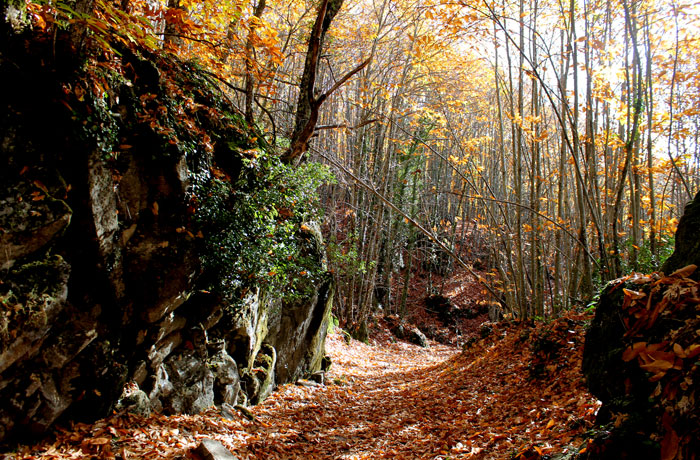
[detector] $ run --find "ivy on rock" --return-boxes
[191,149,334,303]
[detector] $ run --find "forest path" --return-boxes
[233,317,597,460]
[16,318,598,460]
[246,334,461,459]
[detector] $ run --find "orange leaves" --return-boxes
[660,412,681,460]
[622,342,681,381]
[621,341,649,361]
[610,266,700,458]
[675,343,700,360]
[638,350,677,376]
[669,264,697,278]
[619,265,699,387]
[623,339,700,382]
[30,191,46,201]
[85,436,111,445]
[620,265,699,338]
[18,316,597,460]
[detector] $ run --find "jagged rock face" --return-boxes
[0,32,332,444]
[267,223,334,383]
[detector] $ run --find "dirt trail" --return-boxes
[11,318,598,460]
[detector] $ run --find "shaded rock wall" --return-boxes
[0,30,332,444]
[661,191,700,278]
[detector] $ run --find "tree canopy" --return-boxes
[11,0,700,324]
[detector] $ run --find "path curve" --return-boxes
[14,320,598,460]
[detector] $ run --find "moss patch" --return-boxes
[0,255,70,352]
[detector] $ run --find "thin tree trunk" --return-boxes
[244,0,267,125]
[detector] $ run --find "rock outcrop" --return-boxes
[581,191,700,459]
[0,26,333,444]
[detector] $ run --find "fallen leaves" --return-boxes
[611,266,700,458]
[620,265,699,338]
[8,314,600,460]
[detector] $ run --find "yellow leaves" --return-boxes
[590,38,605,50]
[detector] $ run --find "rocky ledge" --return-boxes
[0,28,333,444]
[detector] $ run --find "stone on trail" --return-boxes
[308,371,325,384]
[408,327,429,348]
[191,439,239,460]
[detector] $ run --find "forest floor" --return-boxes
[9,289,601,460]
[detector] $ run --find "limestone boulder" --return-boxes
[208,341,240,407]
[193,439,240,460]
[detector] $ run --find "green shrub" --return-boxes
[191,151,334,301]
[622,236,675,274]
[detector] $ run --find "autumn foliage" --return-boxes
[17,0,700,325]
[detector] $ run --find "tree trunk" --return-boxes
[282,0,344,165]
[163,0,185,50]
[70,0,96,56]
[244,0,267,126]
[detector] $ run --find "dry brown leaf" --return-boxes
[669,264,697,278]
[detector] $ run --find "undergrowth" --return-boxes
[191,151,334,303]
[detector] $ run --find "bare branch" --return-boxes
[314,118,378,131]
[318,58,371,103]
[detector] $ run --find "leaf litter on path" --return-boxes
[8,314,599,460]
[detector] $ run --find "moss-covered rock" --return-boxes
[0,255,71,368]
[0,22,333,445]
[0,177,72,271]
